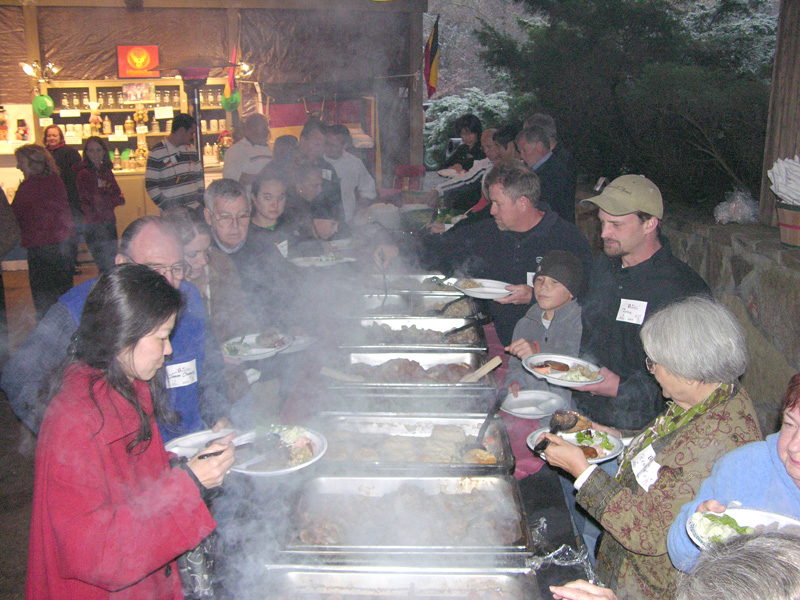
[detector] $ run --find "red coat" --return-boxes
[27,364,216,600]
[75,162,125,225]
[11,173,75,248]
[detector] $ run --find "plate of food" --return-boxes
[281,335,316,354]
[501,390,568,419]
[687,508,800,549]
[222,332,292,361]
[437,168,459,178]
[522,354,603,388]
[453,278,513,300]
[165,428,236,458]
[290,254,357,268]
[526,427,623,464]
[231,425,327,477]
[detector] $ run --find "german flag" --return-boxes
[424,16,439,99]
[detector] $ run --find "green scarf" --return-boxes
[616,382,735,478]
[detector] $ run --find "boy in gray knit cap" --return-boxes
[505,250,584,411]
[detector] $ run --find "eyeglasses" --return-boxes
[645,357,657,374]
[212,211,251,228]
[119,254,187,280]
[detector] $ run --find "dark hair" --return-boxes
[42,264,183,452]
[252,163,290,197]
[326,123,351,145]
[272,135,298,160]
[782,374,800,414]
[482,159,541,207]
[82,136,113,171]
[161,206,211,245]
[300,118,325,140]
[493,122,522,150]
[172,113,196,133]
[15,144,59,177]
[44,124,65,144]
[454,113,482,137]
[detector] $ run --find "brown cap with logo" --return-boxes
[580,174,663,219]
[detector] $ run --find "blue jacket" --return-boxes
[2,278,230,442]
[667,433,800,571]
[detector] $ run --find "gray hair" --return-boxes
[640,295,747,383]
[204,178,250,212]
[675,532,800,600]
[516,125,551,151]
[481,159,541,208]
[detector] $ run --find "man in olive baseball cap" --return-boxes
[580,174,663,219]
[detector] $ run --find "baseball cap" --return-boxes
[580,174,663,219]
[536,250,584,298]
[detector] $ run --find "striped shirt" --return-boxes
[145,138,204,210]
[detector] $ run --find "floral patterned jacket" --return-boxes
[576,386,762,600]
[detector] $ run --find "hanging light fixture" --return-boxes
[19,60,62,84]
[236,61,254,78]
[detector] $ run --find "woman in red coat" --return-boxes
[27,264,235,600]
[12,144,76,319]
[75,136,125,273]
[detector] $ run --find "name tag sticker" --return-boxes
[322,169,333,181]
[631,444,661,492]
[526,272,537,287]
[276,240,289,259]
[165,359,198,389]
[616,299,648,325]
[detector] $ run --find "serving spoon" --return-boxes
[532,409,582,454]
[462,388,506,453]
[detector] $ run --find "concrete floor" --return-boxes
[0,265,97,599]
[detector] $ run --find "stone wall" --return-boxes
[663,215,799,435]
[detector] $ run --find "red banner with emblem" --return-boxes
[117,45,160,78]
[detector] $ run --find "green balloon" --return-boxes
[220,90,240,112]
[32,94,55,118]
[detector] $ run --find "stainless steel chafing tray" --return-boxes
[361,273,462,295]
[357,294,478,318]
[340,318,488,353]
[282,475,531,567]
[311,414,514,475]
[260,567,541,599]
[319,389,496,415]
[326,352,496,397]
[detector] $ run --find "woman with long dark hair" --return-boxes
[75,136,124,273]
[12,144,76,318]
[27,264,234,600]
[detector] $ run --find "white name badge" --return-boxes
[321,168,333,181]
[165,359,198,389]
[616,299,648,325]
[276,239,289,259]
[631,444,661,492]
[526,271,537,287]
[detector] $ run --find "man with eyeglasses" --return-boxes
[2,216,233,442]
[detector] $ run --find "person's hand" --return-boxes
[427,221,446,234]
[211,417,233,432]
[508,382,521,398]
[505,338,539,360]
[187,432,236,489]
[550,580,618,600]
[373,244,399,269]
[541,433,591,478]
[578,367,620,397]
[452,164,464,173]
[494,284,533,305]
[696,499,727,513]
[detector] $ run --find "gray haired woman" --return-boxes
[539,296,762,600]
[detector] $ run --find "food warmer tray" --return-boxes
[310,413,515,475]
[319,389,496,415]
[360,273,463,296]
[326,352,497,398]
[259,567,541,600]
[357,293,478,318]
[280,475,532,568]
[339,317,489,353]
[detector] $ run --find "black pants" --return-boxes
[27,241,75,320]
[84,221,119,274]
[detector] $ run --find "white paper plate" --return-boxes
[165,428,237,459]
[230,428,328,477]
[687,508,800,549]
[453,278,513,300]
[522,354,604,388]
[222,333,292,361]
[281,335,316,354]
[527,427,623,464]
[329,238,353,250]
[437,168,459,177]
[290,255,357,268]
[399,203,432,213]
[501,391,568,419]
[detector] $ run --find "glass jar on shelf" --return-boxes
[97,91,105,109]
[117,91,124,107]
[215,89,222,105]
[71,92,80,109]
[172,90,180,108]
[106,93,115,109]
[154,90,161,106]
[82,91,90,110]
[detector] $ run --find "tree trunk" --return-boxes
[760,0,800,225]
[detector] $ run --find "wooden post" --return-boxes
[759,0,800,225]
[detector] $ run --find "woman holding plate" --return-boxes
[668,373,800,572]
[539,296,761,600]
